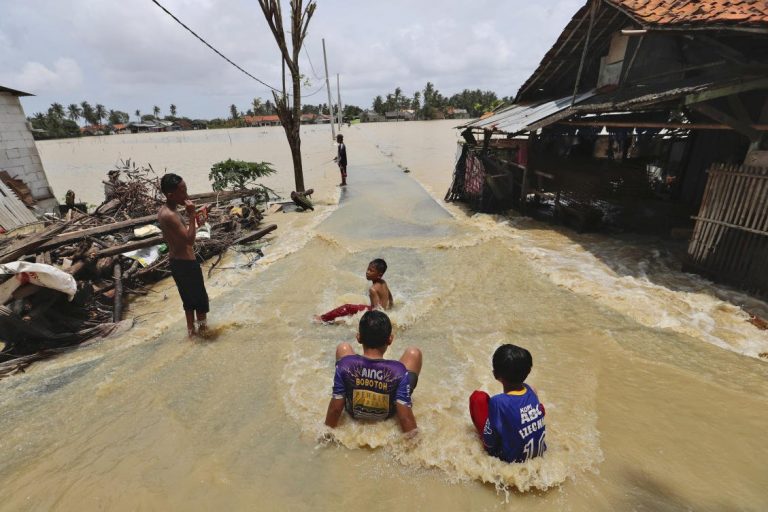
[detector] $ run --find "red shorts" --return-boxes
[320,304,370,322]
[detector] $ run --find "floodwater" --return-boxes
[1,121,767,511]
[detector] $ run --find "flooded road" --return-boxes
[1,122,767,510]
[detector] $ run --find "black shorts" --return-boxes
[169,259,209,313]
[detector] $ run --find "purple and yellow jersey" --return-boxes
[332,354,412,420]
[483,384,547,463]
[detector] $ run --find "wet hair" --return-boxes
[337,134,343,141]
[358,310,392,348]
[492,344,532,384]
[369,258,387,275]
[160,173,183,195]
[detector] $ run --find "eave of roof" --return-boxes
[0,85,34,97]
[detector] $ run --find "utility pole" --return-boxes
[336,73,343,130]
[322,38,336,140]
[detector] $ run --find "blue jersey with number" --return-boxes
[483,384,547,463]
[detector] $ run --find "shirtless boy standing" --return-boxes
[158,173,209,336]
[315,258,393,323]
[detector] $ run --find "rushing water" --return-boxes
[1,121,766,510]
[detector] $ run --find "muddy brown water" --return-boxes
[0,122,766,510]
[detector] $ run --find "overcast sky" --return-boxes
[1,0,584,120]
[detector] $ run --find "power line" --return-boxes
[303,42,324,80]
[150,0,282,93]
[150,0,327,101]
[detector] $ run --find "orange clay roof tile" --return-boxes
[606,0,768,27]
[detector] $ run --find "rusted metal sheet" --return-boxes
[687,163,768,295]
[460,91,595,135]
[0,180,37,231]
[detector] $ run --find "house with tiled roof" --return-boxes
[452,0,768,294]
[244,115,280,127]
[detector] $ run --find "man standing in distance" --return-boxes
[334,133,347,186]
[158,173,209,336]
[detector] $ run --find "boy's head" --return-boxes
[357,310,392,349]
[366,258,387,280]
[336,134,343,143]
[160,173,188,203]
[492,344,533,385]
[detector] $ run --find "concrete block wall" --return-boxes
[0,91,55,200]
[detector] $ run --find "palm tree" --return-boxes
[135,109,141,121]
[94,104,106,125]
[80,101,95,126]
[252,97,262,115]
[169,104,177,117]
[153,105,160,119]
[49,102,65,119]
[229,104,239,120]
[67,103,82,124]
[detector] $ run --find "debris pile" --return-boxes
[0,162,277,376]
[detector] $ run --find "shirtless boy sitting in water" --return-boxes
[158,173,209,337]
[315,258,393,323]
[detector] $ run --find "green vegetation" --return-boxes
[208,159,277,204]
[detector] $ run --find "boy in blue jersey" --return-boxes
[324,310,422,435]
[469,344,546,463]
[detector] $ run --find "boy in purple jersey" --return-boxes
[469,344,547,463]
[324,310,422,435]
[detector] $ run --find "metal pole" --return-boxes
[336,73,343,129]
[322,38,336,140]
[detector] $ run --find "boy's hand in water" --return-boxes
[184,200,196,217]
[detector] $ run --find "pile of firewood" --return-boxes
[0,164,277,376]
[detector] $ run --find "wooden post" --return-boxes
[113,263,123,322]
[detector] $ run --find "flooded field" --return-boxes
[0,121,766,511]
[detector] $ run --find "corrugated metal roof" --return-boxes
[0,181,37,231]
[462,90,595,135]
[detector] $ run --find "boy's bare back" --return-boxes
[369,279,393,310]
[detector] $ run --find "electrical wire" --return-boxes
[303,42,324,80]
[150,0,321,98]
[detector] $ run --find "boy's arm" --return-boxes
[159,203,197,247]
[183,200,197,244]
[324,398,346,428]
[395,403,417,433]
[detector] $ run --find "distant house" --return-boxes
[244,115,281,127]
[80,124,108,136]
[315,114,333,124]
[111,123,129,134]
[385,110,415,121]
[300,113,317,124]
[0,84,57,227]
[446,107,469,119]
[128,120,175,133]
[361,110,384,122]
[191,119,208,130]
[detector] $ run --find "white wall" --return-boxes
[0,91,54,201]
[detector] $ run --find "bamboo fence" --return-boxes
[687,163,768,294]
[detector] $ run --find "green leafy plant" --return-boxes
[208,159,278,204]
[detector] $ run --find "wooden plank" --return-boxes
[0,221,73,264]
[690,103,761,141]
[560,120,768,130]
[93,235,164,258]
[230,224,277,246]
[37,214,158,252]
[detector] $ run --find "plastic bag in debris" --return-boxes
[0,261,78,301]
[134,224,162,238]
[196,222,211,239]
[122,245,162,267]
